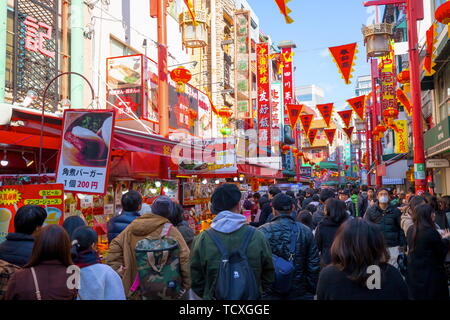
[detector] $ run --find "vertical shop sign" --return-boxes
[257,43,271,157]
[234,10,251,118]
[282,48,294,125]
[394,120,409,154]
[271,82,283,155]
[379,43,396,114]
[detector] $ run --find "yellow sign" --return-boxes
[394,120,409,154]
[0,189,22,206]
[24,198,63,206]
[39,190,63,197]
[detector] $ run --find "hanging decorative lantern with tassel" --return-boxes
[218,107,233,136]
[397,69,411,93]
[179,9,209,53]
[382,107,399,126]
[170,66,192,93]
[362,23,394,58]
[281,145,291,155]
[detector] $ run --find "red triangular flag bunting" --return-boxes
[347,95,366,121]
[300,114,314,135]
[316,103,334,127]
[308,128,318,146]
[328,43,358,85]
[396,88,412,116]
[286,104,303,128]
[324,128,336,145]
[424,23,437,76]
[338,110,353,128]
[343,127,354,140]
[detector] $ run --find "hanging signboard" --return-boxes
[257,43,271,157]
[271,82,283,155]
[0,184,64,242]
[197,91,213,139]
[328,43,358,85]
[168,79,199,135]
[317,103,334,127]
[282,48,294,126]
[394,120,409,154]
[56,110,115,195]
[379,43,396,114]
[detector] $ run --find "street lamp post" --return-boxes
[364,0,426,194]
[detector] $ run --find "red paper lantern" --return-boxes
[217,107,234,126]
[292,147,299,154]
[170,66,192,93]
[282,145,291,154]
[382,107,399,125]
[397,69,410,84]
[435,1,450,25]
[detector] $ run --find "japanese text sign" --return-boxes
[324,128,336,145]
[308,128,318,146]
[338,110,353,128]
[379,43,396,113]
[317,103,334,127]
[286,104,303,129]
[328,43,357,85]
[24,15,55,59]
[394,120,409,154]
[300,114,314,135]
[257,43,271,155]
[343,126,354,140]
[282,48,294,125]
[0,184,64,242]
[56,110,115,195]
[347,95,366,121]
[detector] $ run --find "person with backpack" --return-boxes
[106,196,190,300]
[357,185,369,218]
[4,225,78,300]
[258,193,320,300]
[189,183,274,300]
[107,190,143,243]
[0,205,47,267]
[71,226,125,300]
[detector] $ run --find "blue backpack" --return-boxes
[271,223,300,294]
[206,227,259,300]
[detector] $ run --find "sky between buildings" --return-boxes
[248,0,376,111]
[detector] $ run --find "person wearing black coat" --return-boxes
[406,204,450,300]
[364,188,406,268]
[251,186,281,227]
[107,190,142,243]
[315,199,349,266]
[259,194,320,300]
[0,205,47,267]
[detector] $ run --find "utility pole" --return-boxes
[364,0,426,194]
[157,0,169,137]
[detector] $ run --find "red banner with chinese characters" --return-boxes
[257,43,271,156]
[300,114,314,135]
[343,127,354,140]
[308,128,318,146]
[282,48,294,126]
[379,43,396,114]
[286,104,303,129]
[347,95,366,121]
[328,43,358,85]
[0,184,64,242]
[338,110,353,128]
[424,24,437,76]
[316,103,334,127]
[396,88,412,116]
[324,128,336,145]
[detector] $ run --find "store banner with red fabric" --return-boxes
[282,48,294,126]
[424,23,437,76]
[379,43,396,114]
[0,184,64,242]
[347,95,366,121]
[271,82,283,151]
[328,43,358,85]
[308,128,318,146]
[338,110,353,128]
[274,0,294,24]
[257,43,271,156]
[286,104,303,128]
[396,88,412,116]
[56,110,115,195]
[343,126,354,140]
[324,128,336,145]
[316,103,334,127]
[300,114,314,135]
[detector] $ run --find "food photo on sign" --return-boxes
[56,110,115,195]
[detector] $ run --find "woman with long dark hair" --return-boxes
[316,219,409,300]
[315,198,349,266]
[401,195,426,235]
[5,225,78,300]
[406,204,450,300]
[71,226,125,300]
[423,193,449,230]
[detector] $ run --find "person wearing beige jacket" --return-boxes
[106,196,190,298]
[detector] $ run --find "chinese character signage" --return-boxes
[308,128,318,146]
[338,110,353,128]
[234,11,251,118]
[168,78,199,135]
[286,104,303,129]
[324,128,336,145]
[14,0,59,110]
[257,43,271,157]
[0,184,64,242]
[343,127,355,140]
[56,110,115,195]
[317,103,334,127]
[282,48,294,125]
[271,82,283,155]
[300,114,314,135]
[379,43,396,114]
[328,43,358,85]
[178,138,237,174]
[347,95,366,121]
[394,120,409,154]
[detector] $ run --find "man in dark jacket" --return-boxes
[107,190,142,243]
[0,205,47,267]
[251,186,281,227]
[364,188,406,268]
[338,190,356,217]
[357,185,369,218]
[302,189,314,208]
[312,189,335,229]
[190,183,274,300]
[259,193,320,300]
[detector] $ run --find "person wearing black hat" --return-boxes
[251,186,282,227]
[338,190,356,217]
[258,193,320,300]
[189,183,274,300]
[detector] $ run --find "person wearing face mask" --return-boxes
[364,188,406,269]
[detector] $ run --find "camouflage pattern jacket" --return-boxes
[106,214,191,295]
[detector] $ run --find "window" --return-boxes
[110,37,139,57]
[298,94,313,102]
[436,63,450,122]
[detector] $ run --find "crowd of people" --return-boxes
[0,184,449,300]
